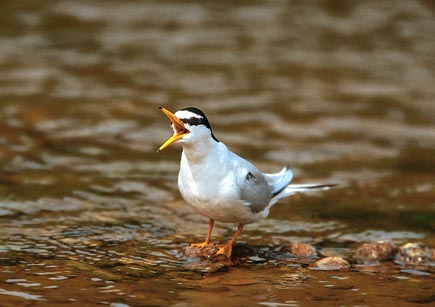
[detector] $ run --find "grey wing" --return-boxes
[236,165,273,213]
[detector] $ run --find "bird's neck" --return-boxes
[181,138,220,164]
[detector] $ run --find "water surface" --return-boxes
[1,1,434,306]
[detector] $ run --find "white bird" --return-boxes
[158,106,335,258]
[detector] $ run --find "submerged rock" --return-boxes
[310,256,350,270]
[395,242,434,265]
[355,241,396,264]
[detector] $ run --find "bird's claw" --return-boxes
[216,244,232,259]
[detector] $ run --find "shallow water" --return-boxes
[1,0,435,306]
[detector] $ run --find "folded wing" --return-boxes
[264,166,294,197]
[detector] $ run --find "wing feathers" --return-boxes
[264,166,294,197]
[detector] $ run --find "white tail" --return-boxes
[270,182,338,205]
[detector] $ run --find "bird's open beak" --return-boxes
[158,107,190,151]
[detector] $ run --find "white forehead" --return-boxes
[175,110,203,120]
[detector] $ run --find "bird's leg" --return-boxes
[190,219,215,248]
[216,224,244,258]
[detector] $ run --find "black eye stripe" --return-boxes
[178,107,219,143]
[180,117,210,128]
[179,107,212,128]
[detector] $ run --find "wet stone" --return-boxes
[355,241,396,264]
[181,244,265,271]
[179,246,230,272]
[310,257,350,271]
[395,242,434,265]
[183,245,220,259]
[285,243,317,259]
[183,243,258,261]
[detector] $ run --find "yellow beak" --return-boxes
[158,107,190,151]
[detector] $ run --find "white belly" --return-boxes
[178,158,268,224]
[183,193,268,224]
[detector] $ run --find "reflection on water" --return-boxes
[1,0,435,306]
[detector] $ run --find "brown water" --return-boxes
[1,1,435,306]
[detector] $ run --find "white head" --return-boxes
[158,107,219,151]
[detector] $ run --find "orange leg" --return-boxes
[216,224,244,258]
[190,219,215,248]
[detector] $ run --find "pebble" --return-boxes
[310,256,350,271]
[285,243,317,258]
[354,241,395,264]
[395,242,434,265]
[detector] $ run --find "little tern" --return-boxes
[158,106,335,258]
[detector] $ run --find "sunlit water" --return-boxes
[1,1,434,306]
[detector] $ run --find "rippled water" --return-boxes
[1,1,434,306]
